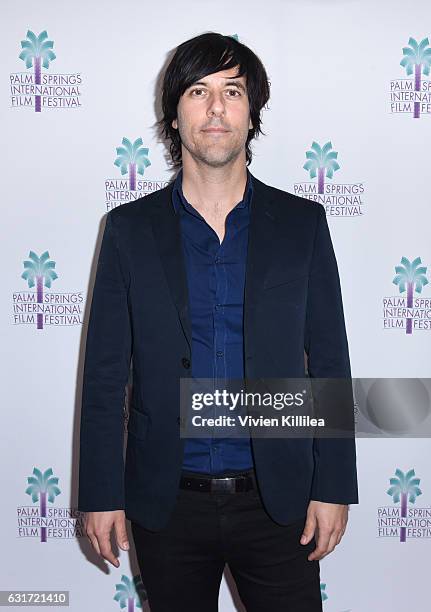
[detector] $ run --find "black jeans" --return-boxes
[131,475,322,611]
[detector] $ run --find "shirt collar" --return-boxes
[171,167,253,215]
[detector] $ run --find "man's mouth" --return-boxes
[202,127,229,133]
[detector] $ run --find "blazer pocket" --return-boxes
[127,406,149,441]
[263,273,309,291]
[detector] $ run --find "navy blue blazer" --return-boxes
[77,172,359,531]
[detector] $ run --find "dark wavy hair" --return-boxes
[158,32,270,168]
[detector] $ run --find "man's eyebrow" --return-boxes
[189,79,246,93]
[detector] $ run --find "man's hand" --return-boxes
[300,500,348,561]
[84,510,129,567]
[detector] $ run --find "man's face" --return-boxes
[172,66,253,168]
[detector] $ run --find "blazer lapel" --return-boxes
[150,181,193,350]
[244,174,278,306]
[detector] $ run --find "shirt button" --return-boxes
[215,257,221,264]
[181,357,191,369]
[216,350,224,357]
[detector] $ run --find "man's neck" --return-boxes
[181,157,248,217]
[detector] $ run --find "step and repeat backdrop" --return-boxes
[2,0,431,610]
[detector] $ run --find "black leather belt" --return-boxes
[179,469,257,493]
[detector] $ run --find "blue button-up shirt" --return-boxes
[172,168,255,475]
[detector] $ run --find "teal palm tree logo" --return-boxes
[19,30,56,113]
[21,250,58,330]
[303,141,340,194]
[400,37,431,118]
[230,33,239,41]
[114,574,147,610]
[114,137,151,191]
[320,582,328,602]
[387,468,422,542]
[25,467,61,543]
[392,256,428,334]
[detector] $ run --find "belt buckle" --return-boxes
[211,477,236,493]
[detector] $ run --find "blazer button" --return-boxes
[181,357,191,369]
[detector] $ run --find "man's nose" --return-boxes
[206,92,225,117]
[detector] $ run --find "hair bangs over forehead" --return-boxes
[175,35,251,95]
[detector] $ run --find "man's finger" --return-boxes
[315,530,339,560]
[326,530,340,555]
[98,534,120,567]
[87,533,101,556]
[300,515,316,545]
[308,526,331,561]
[335,526,345,546]
[114,516,130,551]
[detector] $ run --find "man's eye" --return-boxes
[190,88,241,97]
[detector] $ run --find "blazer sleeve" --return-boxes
[304,203,359,505]
[77,211,132,512]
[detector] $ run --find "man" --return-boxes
[78,32,358,611]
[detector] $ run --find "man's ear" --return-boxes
[172,118,178,129]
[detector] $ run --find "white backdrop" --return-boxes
[2,0,431,610]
